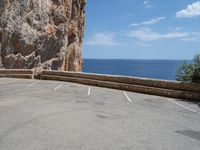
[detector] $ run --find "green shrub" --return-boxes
[176,61,193,82]
[191,54,200,83]
[176,54,200,83]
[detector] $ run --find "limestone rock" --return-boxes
[0,0,86,71]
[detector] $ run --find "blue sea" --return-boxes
[83,59,186,81]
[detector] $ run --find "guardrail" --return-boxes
[40,70,200,101]
[0,69,200,101]
[0,69,34,79]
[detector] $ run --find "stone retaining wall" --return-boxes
[41,74,200,101]
[0,69,33,79]
[42,70,200,93]
[0,69,200,101]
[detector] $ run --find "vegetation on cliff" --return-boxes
[176,53,200,83]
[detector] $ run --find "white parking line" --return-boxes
[167,98,197,113]
[123,91,132,102]
[54,83,64,91]
[88,86,91,95]
[27,81,40,87]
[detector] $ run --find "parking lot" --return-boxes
[0,78,200,150]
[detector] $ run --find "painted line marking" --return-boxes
[123,91,132,102]
[167,98,197,113]
[88,86,91,95]
[54,83,64,91]
[27,81,40,87]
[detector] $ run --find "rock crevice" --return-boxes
[0,0,86,71]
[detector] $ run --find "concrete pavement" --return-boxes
[0,78,200,150]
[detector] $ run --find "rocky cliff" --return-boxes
[0,0,86,71]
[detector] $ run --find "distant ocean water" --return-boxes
[83,59,186,81]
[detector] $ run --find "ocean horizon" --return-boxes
[83,59,190,81]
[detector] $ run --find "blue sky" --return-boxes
[83,0,200,60]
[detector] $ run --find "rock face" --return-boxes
[0,0,86,71]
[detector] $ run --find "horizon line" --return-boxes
[83,58,191,61]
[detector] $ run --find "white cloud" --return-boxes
[163,32,189,39]
[176,1,200,18]
[137,42,151,47]
[130,17,165,26]
[173,27,183,31]
[114,13,134,21]
[143,0,148,5]
[85,32,121,46]
[143,0,153,8]
[182,32,200,41]
[128,28,161,41]
[127,27,189,41]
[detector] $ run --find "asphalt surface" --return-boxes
[0,78,200,150]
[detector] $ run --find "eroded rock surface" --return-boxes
[0,0,86,71]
